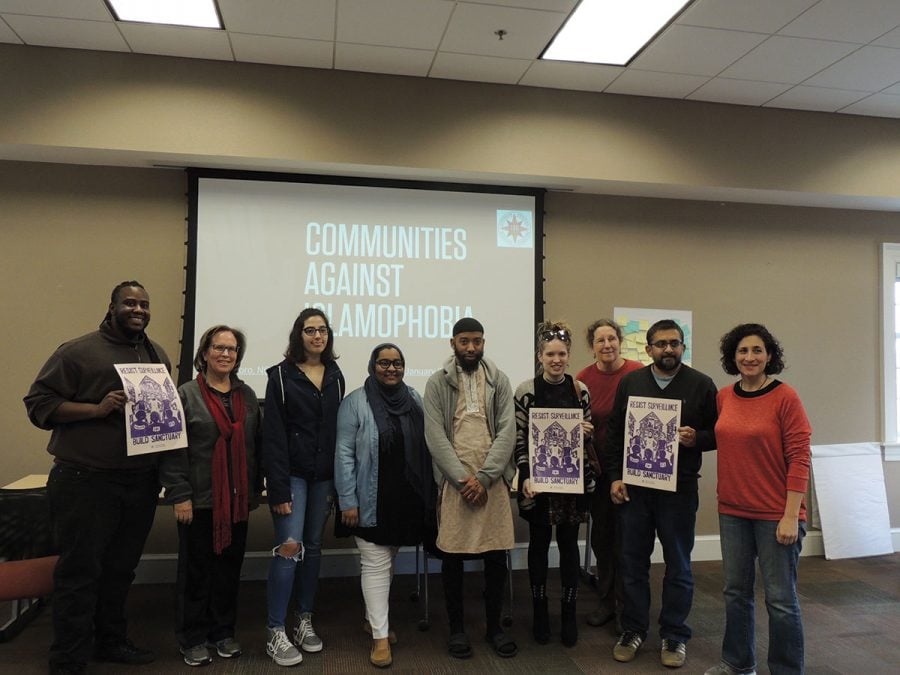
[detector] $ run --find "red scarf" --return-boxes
[197,373,249,554]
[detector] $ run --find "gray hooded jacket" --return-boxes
[423,355,516,491]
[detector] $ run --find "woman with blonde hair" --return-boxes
[514,320,594,647]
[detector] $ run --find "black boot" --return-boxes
[561,586,578,647]
[531,585,550,644]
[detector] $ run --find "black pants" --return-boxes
[528,521,580,591]
[441,550,507,636]
[47,462,158,668]
[175,509,248,648]
[590,476,623,614]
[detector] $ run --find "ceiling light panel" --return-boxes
[543,0,691,66]
[107,0,221,29]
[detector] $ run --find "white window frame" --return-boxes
[880,243,900,460]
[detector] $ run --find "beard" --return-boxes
[652,353,681,374]
[454,347,484,373]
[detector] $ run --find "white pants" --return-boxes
[355,537,398,639]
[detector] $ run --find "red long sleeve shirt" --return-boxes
[715,381,812,521]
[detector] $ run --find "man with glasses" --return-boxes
[423,317,518,660]
[24,281,171,674]
[602,319,717,669]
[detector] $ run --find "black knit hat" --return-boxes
[452,317,484,336]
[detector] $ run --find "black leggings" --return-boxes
[528,521,580,593]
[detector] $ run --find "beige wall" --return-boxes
[2,163,185,483]
[3,43,900,204]
[2,41,899,553]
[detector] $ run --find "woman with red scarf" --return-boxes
[160,325,262,667]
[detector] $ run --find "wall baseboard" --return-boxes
[133,527,899,585]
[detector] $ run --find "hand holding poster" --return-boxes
[114,364,187,455]
[623,396,681,492]
[528,407,583,494]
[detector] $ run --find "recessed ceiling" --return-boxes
[0,0,898,118]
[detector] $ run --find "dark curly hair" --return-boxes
[719,323,785,375]
[584,318,623,349]
[285,308,338,364]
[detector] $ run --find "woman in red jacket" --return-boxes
[706,324,811,675]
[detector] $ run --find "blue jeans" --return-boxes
[266,476,334,628]
[719,514,805,675]
[618,486,698,642]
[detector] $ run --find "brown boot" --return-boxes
[370,638,392,668]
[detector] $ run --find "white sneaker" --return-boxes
[267,627,303,667]
[294,612,324,653]
[660,639,687,668]
[613,630,643,662]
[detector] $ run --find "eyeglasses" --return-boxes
[303,326,329,336]
[539,328,571,343]
[650,339,683,350]
[375,359,404,370]
[210,344,239,355]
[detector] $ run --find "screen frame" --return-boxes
[181,167,545,391]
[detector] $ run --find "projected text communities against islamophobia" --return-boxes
[302,222,473,338]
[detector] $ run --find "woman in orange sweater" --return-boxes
[706,324,811,675]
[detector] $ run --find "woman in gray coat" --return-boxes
[159,325,262,666]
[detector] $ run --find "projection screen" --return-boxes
[183,170,543,397]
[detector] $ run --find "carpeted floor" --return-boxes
[3,553,899,674]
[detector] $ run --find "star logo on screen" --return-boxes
[496,210,533,248]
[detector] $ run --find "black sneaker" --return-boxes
[94,639,155,664]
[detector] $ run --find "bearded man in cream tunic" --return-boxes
[424,317,518,660]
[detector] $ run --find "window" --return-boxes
[880,244,900,459]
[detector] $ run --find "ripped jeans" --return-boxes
[266,476,334,628]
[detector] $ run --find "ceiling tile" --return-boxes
[519,60,622,92]
[336,43,434,77]
[678,0,817,34]
[687,77,791,105]
[430,52,531,84]
[631,25,767,76]
[3,14,128,51]
[0,0,111,21]
[779,0,900,44]
[804,46,900,92]
[604,69,709,99]
[230,32,332,69]
[218,0,335,41]
[764,85,870,112]
[721,36,858,84]
[119,23,232,61]
[0,16,22,42]
[873,25,900,48]
[461,0,577,11]
[440,3,566,59]
[840,92,900,118]
[337,0,452,50]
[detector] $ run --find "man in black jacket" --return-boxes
[602,319,717,670]
[24,281,169,674]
